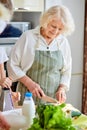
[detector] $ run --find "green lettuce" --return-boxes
[27,103,76,130]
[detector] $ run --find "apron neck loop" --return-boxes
[34,27,41,49]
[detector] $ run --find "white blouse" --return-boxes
[7,26,72,90]
[0,47,8,64]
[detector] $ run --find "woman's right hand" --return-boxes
[19,76,45,98]
[0,77,12,88]
[28,82,45,98]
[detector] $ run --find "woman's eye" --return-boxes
[51,25,62,31]
[58,28,62,31]
[51,25,57,28]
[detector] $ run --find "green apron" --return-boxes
[18,45,64,105]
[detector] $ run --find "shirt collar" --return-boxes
[32,26,40,35]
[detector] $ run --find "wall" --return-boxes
[62,0,85,111]
[13,12,41,28]
[45,0,62,10]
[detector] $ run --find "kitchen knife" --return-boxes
[41,95,59,104]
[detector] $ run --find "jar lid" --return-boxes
[25,92,32,97]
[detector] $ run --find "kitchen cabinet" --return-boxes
[13,0,44,12]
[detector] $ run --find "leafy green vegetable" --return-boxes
[27,118,43,130]
[27,103,76,130]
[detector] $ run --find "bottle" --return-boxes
[0,88,14,111]
[22,92,35,128]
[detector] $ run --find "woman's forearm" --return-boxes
[19,75,35,89]
[0,63,6,79]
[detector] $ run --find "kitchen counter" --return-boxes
[2,104,87,130]
[0,38,18,44]
[0,38,18,56]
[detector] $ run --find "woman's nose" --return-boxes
[53,28,60,34]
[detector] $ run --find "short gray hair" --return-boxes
[40,5,75,36]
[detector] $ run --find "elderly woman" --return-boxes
[0,0,13,87]
[7,5,75,105]
[0,1,21,129]
[0,1,12,130]
[0,0,22,38]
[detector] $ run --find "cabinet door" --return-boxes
[13,0,44,12]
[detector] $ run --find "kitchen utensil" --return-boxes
[41,95,59,104]
[0,88,14,111]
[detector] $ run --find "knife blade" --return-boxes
[41,95,59,104]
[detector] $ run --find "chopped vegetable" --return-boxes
[71,110,81,117]
[72,114,87,129]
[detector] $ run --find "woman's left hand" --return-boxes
[55,84,66,103]
[11,92,21,102]
[0,77,12,88]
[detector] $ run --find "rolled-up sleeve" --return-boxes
[0,47,8,64]
[7,31,35,81]
[59,38,72,91]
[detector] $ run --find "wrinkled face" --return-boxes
[43,19,64,40]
